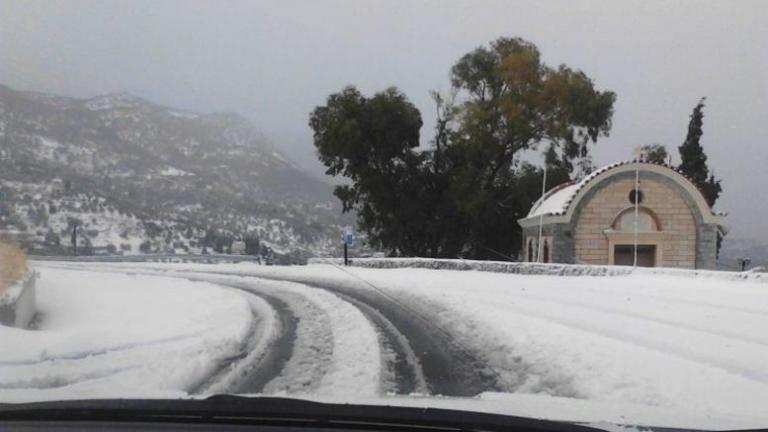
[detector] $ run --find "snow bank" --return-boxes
[0,267,254,402]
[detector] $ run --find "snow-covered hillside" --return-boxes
[5,261,768,429]
[0,179,341,259]
[0,83,350,260]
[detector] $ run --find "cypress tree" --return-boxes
[678,98,724,258]
[678,98,722,207]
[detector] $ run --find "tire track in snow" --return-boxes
[159,276,331,396]
[330,291,429,395]
[114,265,487,396]
[151,272,379,397]
[191,289,297,395]
[257,290,334,395]
[286,281,382,397]
[166,270,425,395]
[233,275,500,396]
[161,268,500,396]
[228,294,297,394]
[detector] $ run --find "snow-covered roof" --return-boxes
[525,160,726,220]
[527,161,624,218]
[527,181,580,218]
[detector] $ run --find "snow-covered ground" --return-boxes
[4,261,768,430]
[0,268,253,401]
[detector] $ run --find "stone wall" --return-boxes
[697,223,719,270]
[573,174,697,268]
[309,257,766,283]
[522,224,573,264]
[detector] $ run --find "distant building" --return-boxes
[518,161,727,269]
[50,178,64,194]
[231,240,246,255]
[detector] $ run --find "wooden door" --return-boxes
[614,245,656,267]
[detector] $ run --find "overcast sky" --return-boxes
[1,0,766,241]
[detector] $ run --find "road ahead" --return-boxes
[180,272,500,397]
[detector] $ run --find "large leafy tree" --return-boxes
[446,38,615,257]
[449,38,614,183]
[310,37,616,259]
[309,87,443,256]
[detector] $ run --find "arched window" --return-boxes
[612,207,660,232]
[527,238,534,262]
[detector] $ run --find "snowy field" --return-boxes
[3,261,768,430]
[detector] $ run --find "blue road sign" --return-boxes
[342,229,354,246]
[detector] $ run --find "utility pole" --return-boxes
[633,163,640,268]
[536,165,547,263]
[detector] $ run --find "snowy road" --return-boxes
[99,269,492,397]
[5,260,768,429]
[248,276,494,396]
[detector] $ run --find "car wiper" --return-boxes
[0,394,606,432]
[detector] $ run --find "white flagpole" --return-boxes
[537,164,547,263]
[633,162,640,268]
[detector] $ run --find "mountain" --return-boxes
[0,84,350,262]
